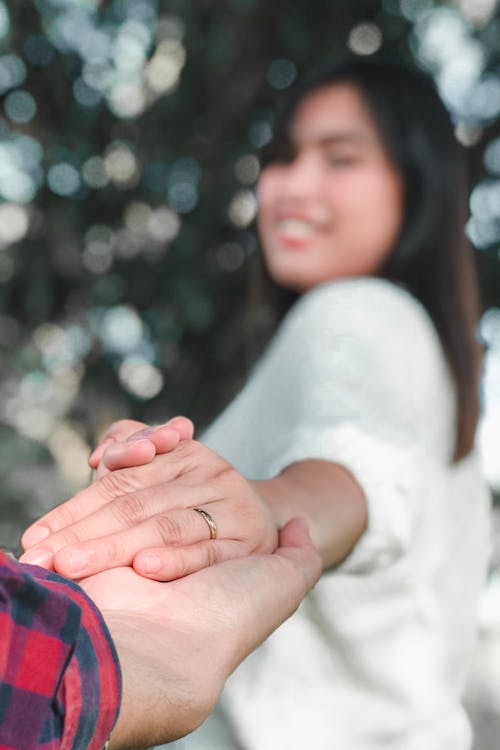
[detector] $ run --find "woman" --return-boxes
[23,58,491,749]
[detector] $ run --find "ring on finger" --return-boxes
[193,507,217,540]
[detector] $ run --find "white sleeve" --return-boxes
[263,277,455,574]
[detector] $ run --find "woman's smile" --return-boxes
[274,213,330,248]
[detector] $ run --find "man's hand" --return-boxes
[82,519,321,749]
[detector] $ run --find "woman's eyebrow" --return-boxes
[294,131,373,148]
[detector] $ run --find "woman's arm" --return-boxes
[253,460,367,569]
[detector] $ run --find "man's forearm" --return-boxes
[105,614,222,750]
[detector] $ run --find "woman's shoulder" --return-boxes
[283,276,438,346]
[271,276,451,403]
[294,276,427,317]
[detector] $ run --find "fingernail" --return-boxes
[126,428,155,442]
[22,525,50,548]
[89,438,113,464]
[141,555,161,574]
[62,548,91,575]
[107,438,153,456]
[19,547,53,568]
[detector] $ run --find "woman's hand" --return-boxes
[88,416,195,478]
[21,437,279,581]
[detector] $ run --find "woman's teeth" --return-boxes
[278,219,316,238]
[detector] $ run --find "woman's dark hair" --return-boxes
[261,57,481,462]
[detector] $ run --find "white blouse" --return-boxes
[179,277,491,750]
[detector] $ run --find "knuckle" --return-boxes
[213,463,240,483]
[209,465,244,498]
[100,535,123,563]
[112,494,147,527]
[174,549,193,578]
[47,503,79,532]
[99,469,138,499]
[204,542,219,568]
[50,527,82,552]
[175,439,228,472]
[155,514,185,546]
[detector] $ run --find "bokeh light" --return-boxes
[235,154,260,185]
[146,39,186,94]
[248,117,273,148]
[0,135,43,202]
[4,90,37,124]
[0,55,27,94]
[83,225,115,274]
[266,58,297,90]
[167,157,202,214]
[47,163,81,197]
[82,155,109,188]
[0,203,30,248]
[347,23,383,55]
[104,142,140,186]
[484,138,500,176]
[119,357,164,399]
[456,0,498,25]
[228,189,257,228]
[147,206,181,242]
[100,305,144,354]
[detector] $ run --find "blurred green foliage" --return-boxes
[1,0,500,545]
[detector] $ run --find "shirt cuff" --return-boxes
[267,423,421,573]
[22,563,122,750]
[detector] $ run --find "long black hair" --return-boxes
[260,57,481,461]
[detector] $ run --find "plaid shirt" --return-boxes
[0,550,121,750]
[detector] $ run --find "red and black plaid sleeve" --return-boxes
[0,550,121,750]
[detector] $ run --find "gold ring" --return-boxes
[193,508,217,540]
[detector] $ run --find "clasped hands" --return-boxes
[21,417,279,581]
[19,417,320,747]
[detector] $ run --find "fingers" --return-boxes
[89,416,195,470]
[22,484,276,581]
[99,421,195,476]
[133,540,246,581]
[23,439,210,551]
[21,441,279,588]
[98,428,179,475]
[21,480,210,564]
[50,506,226,578]
[275,519,322,592]
[95,439,157,478]
[160,417,194,441]
[44,503,242,580]
[89,419,149,468]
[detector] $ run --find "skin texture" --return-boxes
[81,519,321,749]
[22,84,403,595]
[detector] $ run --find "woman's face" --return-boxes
[257,83,404,291]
